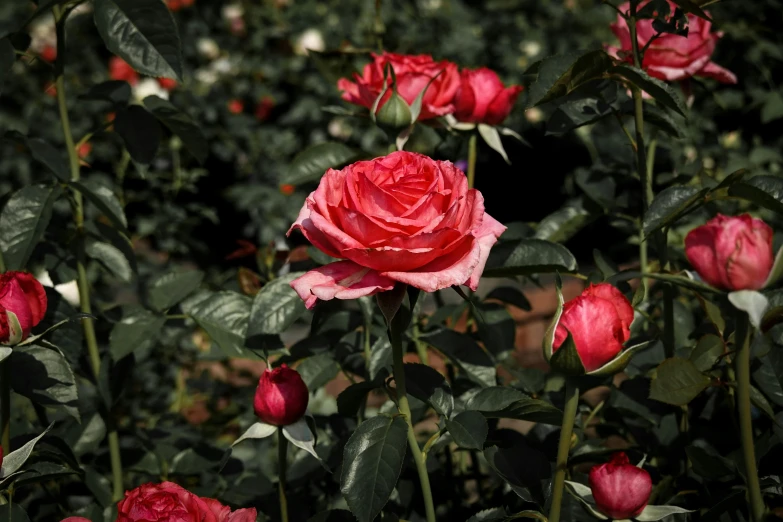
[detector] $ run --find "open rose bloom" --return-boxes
[288,151,506,308]
[337,52,460,120]
[608,0,736,84]
[454,67,523,125]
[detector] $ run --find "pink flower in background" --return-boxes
[0,271,47,343]
[288,151,505,308]
[589,453,652,519]
[338,52,460,120]
[607,0,736,84]
[685,214,774,291]
[454,67,522,125]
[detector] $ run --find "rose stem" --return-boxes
[278,428,289,522]
[53,5,124,502]
[467,133,478,189]
[1,359,10,455]
[627,1,674,356]
[391,317,437,522]
[734,311,765,521]
[547,380,580,522]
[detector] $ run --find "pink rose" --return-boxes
[607,0,736,84]
[553,283,634,372]
[0,271,48,343]
[337,52,460,120]
[254,365,309,426]
[589,453,653,520]
[117,482,215,522]
[685,213,774,291]
[454,67,523,125]
[287,151,505,308]
[202,498,258,522]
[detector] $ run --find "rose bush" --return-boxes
[685,213,774,291]
[607,0,736,84]
[288,151,505,307]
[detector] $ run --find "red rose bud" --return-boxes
[39,45,57,63]
[255,96,275,121]
[337,52,460,121]
[607,0,736,84]
[280,184,295,196]
[454,67,522,125]
[685,213,774,291]
[553,283,633,372]
[253,365,309,426]
[109,56,139,86]
[228,99,244,114]
[157,77,178,91]
[589,453,652,520]
[0,271,48,344]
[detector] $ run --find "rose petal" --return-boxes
[381,236,479,292]
[290,261,396,309]
[698,61,738,84]
[466,213,507,290]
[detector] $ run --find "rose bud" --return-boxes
[109,56,139,86]
[227,99,244,114]
[553,283,634,372]
[589,452,652,520]
[287,151,505,308]
[607,0,736,84]
[157,77,178,91]
[0,271,48,344]
[254,365,309,426]
[337,52,460,121]
[454,67,523,125]
[39,45,57,63]
[685,214,774,291]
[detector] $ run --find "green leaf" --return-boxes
[669,0,711,21]
[180,290,252,356]
[483,238,578,277]
[109,308,165,360]
[649,357,711,406]
[0,423,53,479]
[26,138,69,181]
[85,240,133,282]
[635,504,694,521]
[446,410,488,450]
[232,422,277,446]
[0,348,11,363]
[337,381,378,417]
[144,95,208,164]
[685,442,735,479]
[297,353,339,390]
[114,105,163,164]
[282,417,327,466]
[587,340,656,377]
[403,363,453,417]
[478,124,510,164]
[728,175,783,215]
[527,50,612,107]
[543,273,565,361]
[11,346,79,419]
[369,336,392,380]
[468,387,563,425]
[611,65,687,116]
[247,272,308,336]
[690,334,724,372]
[69,178,128,232]
[485,287,531,311]
[80,80,132,106]
[728,290,769,329]
[93,0,183,80]
[0,184,61,270]
[0,504,31,522]
[375,90,412,130]
[424,329,497,387]
[282,142,362,186]
[534,204,592,243]
[340,415,408,522]
[549,330,586,376]
[643,185,707,236]
[147,269,204,311]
